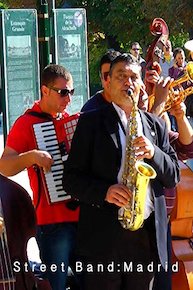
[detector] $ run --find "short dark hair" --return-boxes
[131,42,141,49]
[109,53,140,76]
[41,64,72,86]
[173,47,184,59]
[99,50,121,72]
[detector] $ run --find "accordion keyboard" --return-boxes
[33,121,70,203]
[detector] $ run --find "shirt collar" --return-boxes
[112,102,128,130]
[33,100,65,120]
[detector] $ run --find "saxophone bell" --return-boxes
[118,161,157,231]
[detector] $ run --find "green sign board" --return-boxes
[53,9,89,114]
[0,9,40,135]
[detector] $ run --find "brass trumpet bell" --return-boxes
[171,61,193,88]
[164,61,193,111]
[148,62,193,112]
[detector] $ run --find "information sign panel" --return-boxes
[0,9,40,134]
[53,9,89,114]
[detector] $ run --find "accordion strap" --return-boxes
[33,166,42,211]
[26,111,53,209]
[26,111,53,120]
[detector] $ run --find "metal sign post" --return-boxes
[36,0,50,75]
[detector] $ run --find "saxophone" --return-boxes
[118,91,157,231]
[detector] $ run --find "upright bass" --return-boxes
[0,174,51,290]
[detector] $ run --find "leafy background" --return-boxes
[1,0,192,91]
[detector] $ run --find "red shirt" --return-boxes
[6,101,79,225]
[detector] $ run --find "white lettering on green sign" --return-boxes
[10,21,26,32]
[63,15,73,20]
[62,25,76,31]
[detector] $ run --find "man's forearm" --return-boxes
[0,151,34,176]
[177,116,193,145]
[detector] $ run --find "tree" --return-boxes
[0,1,8,8]
[1,0,193,87]
[66,0,191,86]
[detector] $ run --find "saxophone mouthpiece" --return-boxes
[127,89,134,103]
[127,89,133,96]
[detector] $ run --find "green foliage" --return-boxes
[81,0,193,89]
[2,0,193,89]
[88,37,108,85]
[0,1,9,8]
[171,32,189,49]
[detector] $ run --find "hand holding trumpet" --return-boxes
[146,62,193,115]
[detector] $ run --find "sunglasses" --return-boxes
[48,86,75,97]
[132,48,140,51]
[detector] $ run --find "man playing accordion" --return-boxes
[0,64,79,290]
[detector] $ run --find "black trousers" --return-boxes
[153,223,172,290]
[78,213,159,290]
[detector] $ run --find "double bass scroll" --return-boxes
[145,18,169,96]
[146,18,169,69]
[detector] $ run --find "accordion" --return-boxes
[33,114,79,204]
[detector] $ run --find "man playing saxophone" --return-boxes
[63,53,180,290]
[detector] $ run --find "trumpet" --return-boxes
[148,61,193,112]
